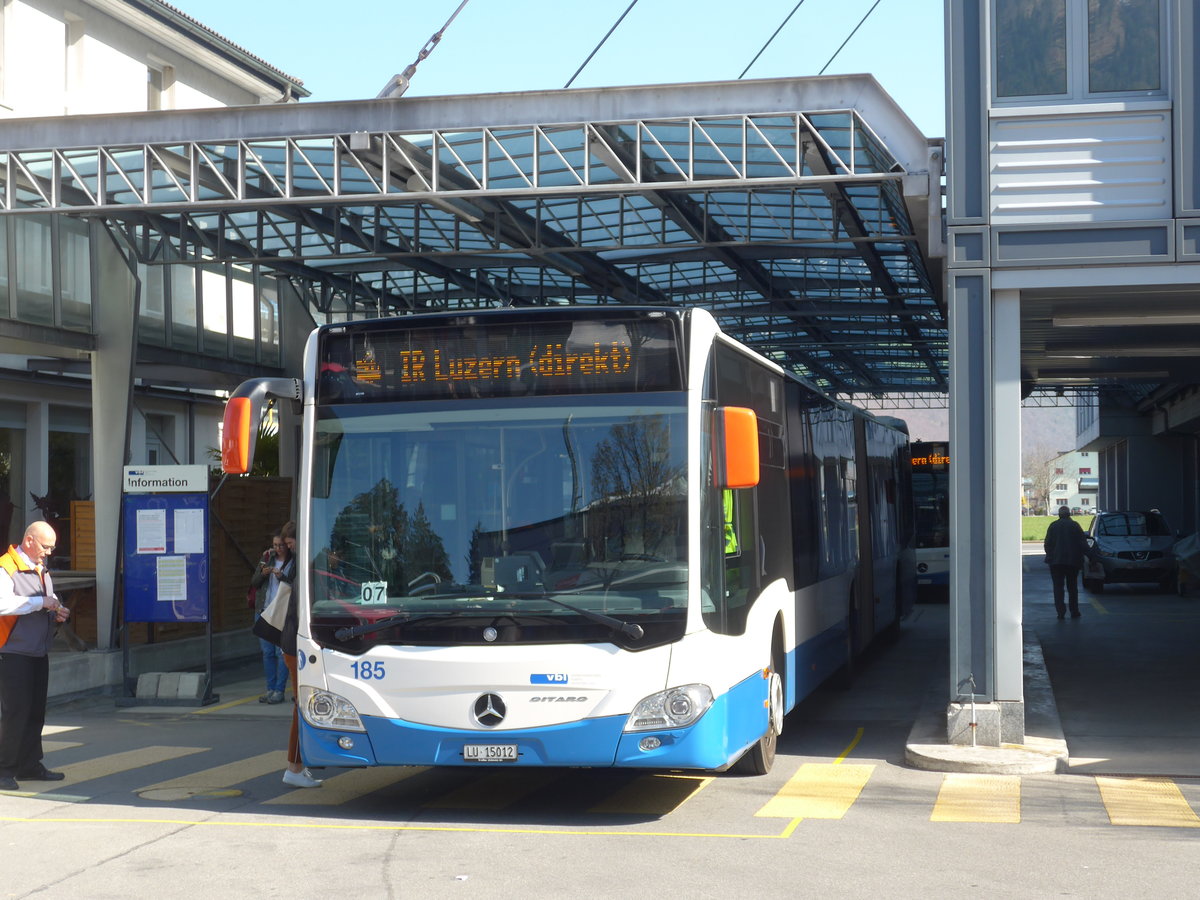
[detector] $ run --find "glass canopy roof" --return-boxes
[0,79,946,396]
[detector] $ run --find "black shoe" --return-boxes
[0,776,18,790]
[16,766,64,782]
[1070,612,1082,619]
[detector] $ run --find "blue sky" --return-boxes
[170,0,946,137]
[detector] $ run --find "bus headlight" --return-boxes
[624,684,714,732]
[301,686,366,732]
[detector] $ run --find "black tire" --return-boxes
[1083,578,1104,594]
[834,591,858,689]
[733,647,784,776]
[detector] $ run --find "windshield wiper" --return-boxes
[331,594,644,642]
[501,592,644,640]
[334,613,412,641]
[333,611,478,642]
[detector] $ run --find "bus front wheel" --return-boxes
[734,651,784,775]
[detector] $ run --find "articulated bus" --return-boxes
[910,440,950,599]
[222,307,912,774]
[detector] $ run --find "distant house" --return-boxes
[1046,450,1098,515]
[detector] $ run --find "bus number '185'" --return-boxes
[351,661,386,680]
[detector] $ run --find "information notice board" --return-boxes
[122,466,210,623]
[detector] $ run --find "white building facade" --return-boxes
[0,0,308,686]
[1047,449,1099,514]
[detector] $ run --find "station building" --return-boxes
[947,0,1200,739]
[0,0,308,688]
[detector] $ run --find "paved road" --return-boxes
[1022,544,1200,778]
[3,569,1199,898]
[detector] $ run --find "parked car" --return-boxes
[1082,510,1176,592]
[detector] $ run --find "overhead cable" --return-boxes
[818,0,883,75]
[564,0,639,89]
[378,0,471,98]
[739,0,808,79]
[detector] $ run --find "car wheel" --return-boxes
[1083,578,1104,594]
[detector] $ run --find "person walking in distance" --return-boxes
[250,532,291,704]
[0,522,70,791]
[1044,505,1091,619]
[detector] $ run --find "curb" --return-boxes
[904,631,1069,775]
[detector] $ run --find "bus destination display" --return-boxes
[390,339,632,385]
[318,315,683,402]
[911,449,950,469]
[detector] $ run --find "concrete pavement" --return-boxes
[906,541,1200,776]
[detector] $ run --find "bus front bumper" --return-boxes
[299,672,767,771]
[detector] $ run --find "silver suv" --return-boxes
[1083,510,1176,592]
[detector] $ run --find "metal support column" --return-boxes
[947,274,1025,744]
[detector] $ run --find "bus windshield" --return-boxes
[912,469,949,549]
[306,393,689,649]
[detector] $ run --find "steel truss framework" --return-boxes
[0,97,947,394]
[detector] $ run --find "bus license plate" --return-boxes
[463,744,518,762]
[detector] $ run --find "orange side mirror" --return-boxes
[221,396,255,474]
[718,406,759,489]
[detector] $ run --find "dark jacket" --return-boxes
[251,551,294,615]
[1044,516,1090,568]
[251,553,298,655]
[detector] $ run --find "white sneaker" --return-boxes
[282,767,323,788]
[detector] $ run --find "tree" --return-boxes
[1022,439,1059,515]
[589,415,684,559]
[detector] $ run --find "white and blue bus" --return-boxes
[222,307,912,774]
[910,441,950,599]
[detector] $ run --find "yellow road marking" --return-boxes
[52,746,208,786]
[754,763,874,819]
[1088,597,1108,615]
[1096,777,1200,827]
[42,740,83,753]
[835,728,864,762]
[193,694,261,714]
[266,766,431,805]
[423,769,564,810]
[931,774,1020,823]
[0,815,800,839]
[589,774,713,815]
[139,751,286,792]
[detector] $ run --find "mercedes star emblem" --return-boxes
[473,693,506,727]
